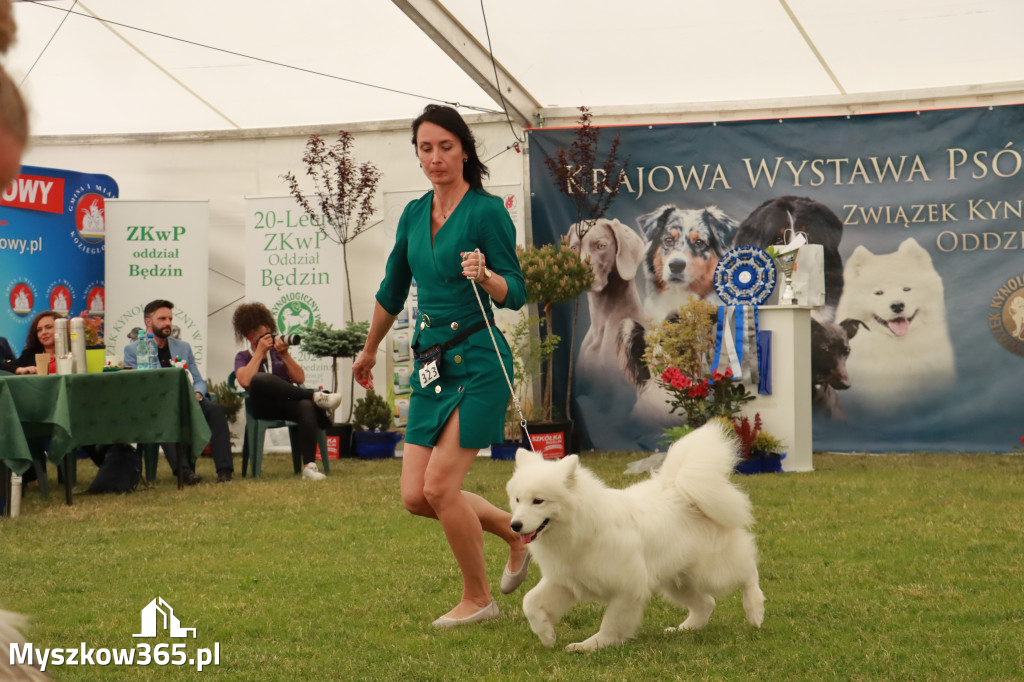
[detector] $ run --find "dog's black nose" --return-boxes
[510,520,522,533]
[668,260,687,274]
[891,301,905,314]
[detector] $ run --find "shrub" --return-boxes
[353,389,393,432]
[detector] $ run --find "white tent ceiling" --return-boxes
[7,0,1024,136]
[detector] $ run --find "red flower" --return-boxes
[687,383,709,398]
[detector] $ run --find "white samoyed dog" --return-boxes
[506,422,764,651]
[834,238,956,412]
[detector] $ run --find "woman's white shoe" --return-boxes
[430,600,499,628]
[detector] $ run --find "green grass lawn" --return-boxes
[3,450,1023,681]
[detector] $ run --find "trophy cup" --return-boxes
[771,231,806,305]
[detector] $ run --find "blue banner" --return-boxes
[528,104,1024,453]
[0,165,118,356]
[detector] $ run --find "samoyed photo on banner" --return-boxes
[528,103,1024,453]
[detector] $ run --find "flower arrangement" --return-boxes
[659,366,755,429]
[78,310,104,347]
[732,413,784,458]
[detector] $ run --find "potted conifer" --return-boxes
[351,389,402,459]
[491,311,556,460]
[300,319,369,457]
[516,239,594,458]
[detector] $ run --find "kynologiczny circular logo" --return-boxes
[989,274,1024,357]
[272,293,320,334]
[8,280,35,318]
[48,281,75,315]
[75,193,107,244]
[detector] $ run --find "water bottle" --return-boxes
[136,334,151,370]
[147,333,159,370]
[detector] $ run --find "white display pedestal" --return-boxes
[742,305,812,472]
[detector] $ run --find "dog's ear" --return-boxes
[514,448,542,469]
[839,318,868,339]
[636,205,672,239]
[608,219,645,281]
[566,221,583,250]
[560,454,580,480]
[702,206,739,256]
[896,237,934,266]
[843,244,872,279]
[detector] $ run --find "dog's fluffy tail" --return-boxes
[659,421,753,530]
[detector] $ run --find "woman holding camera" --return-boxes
[232,302,340,480]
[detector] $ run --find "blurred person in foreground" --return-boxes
[0,0,54,677]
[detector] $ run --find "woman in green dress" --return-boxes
[353,105,531,627]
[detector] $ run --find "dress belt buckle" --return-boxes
[420,313,431,330]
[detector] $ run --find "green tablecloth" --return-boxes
[0,368,211,475]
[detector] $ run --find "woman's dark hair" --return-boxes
[24,310,58,354]
[412,104,489,189]
[232,302,277,344]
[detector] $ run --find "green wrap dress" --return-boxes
[375,188,526,448]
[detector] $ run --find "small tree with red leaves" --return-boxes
[283,130,381,324]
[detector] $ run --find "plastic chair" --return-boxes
[227,371,329,478]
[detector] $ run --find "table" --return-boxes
[0,368,211,510]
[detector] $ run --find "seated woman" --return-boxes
[0,310,58,375]
[232,302,340,481]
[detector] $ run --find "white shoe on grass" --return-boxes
[313,391,342,410]
[302,462,326,480]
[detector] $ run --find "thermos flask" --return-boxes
[70,316,87,374]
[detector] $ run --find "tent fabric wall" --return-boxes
[21,117,526,388]
[19,88,1024,430]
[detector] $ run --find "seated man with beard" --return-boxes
[124,299,234,483]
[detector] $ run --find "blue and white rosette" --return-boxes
[713,246,777,306]
[712,246,776,385]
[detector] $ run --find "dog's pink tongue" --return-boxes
[887,318,910,337]
[520,532,535,545]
